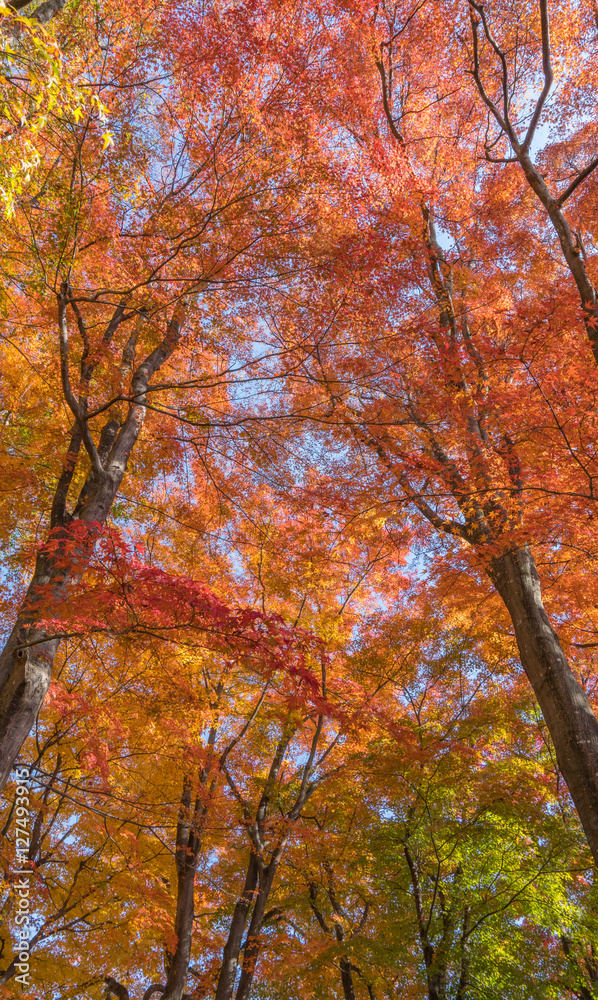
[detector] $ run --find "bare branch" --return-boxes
[558,155,598,206]
[467,2,519,148]
[57,286,103,476]
[106,299,187,478]
[522,0,554,151]
[104,977,129,1000]
[219,682,270,770]
[374,55,405,146]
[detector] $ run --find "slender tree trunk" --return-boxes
[403,845,444,1000]
[162,835,197,1000]
[214,853,259,1000]
[328,867,358,1000]
[162,780,202,1000]
[333,921,357,1000]
[490,545,598,865]
[455,907,471,1000]
[339,957,357,1000]
[163,718,219,1000]
[514,152,598,359]
[234,841,290,1000]
[216,720,325,1000]
[234,871,275,1000]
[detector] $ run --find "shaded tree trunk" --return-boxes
[338,956,357,1000]
[216,717,326,1000]
[234,861,281,1000]
[214,853,259,1000]
[560,936,598,1000]
[374,8,598,869]
[455,907,471,1000]
[162,734,217,1000]
[403,844,449,1000]
[490,546,598,865]
[234,829,306,1000]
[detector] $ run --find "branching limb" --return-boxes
[219,681,270,770]
[309,883,332,934]
[522,0,553,151]
[467,3,517,146]
[558,155,598,206]
[141,987,166,1000]
[104,977,129,1000]
[106,299,188,481]
[57,285,103,477]
[374,55,405,146]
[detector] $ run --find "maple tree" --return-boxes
[0,0,598,998]
[0,0,322,789]
[192,0,598,863]
[1,576,594,1000]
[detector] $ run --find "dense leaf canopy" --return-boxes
[0,1,598,999]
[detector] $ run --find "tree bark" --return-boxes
[0,299,186,791]
[161,781,201,1000]
[217,719,325,1000]
[466,4,598,360]
[515,152,598,362]
[213,853,259,1000]
[455,907,471,1000]
[403,844,445,1000]
[338,957,357,1000]
[104,978,130,1000]
[162,723,217,1000]
[234,852,285,1000]
[490,545,598,865]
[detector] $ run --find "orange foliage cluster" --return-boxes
[0,1,597,999]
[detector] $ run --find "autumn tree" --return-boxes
[197,599,595,1000]
[0,0,329,787]
[183,0,598,865]
[1,2,598,999]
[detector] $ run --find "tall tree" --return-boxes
[195,0,598,863]
[0,0,322,786]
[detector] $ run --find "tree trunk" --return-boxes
[214,853,259,1000]
[234,839,291,1000]
[339,957,357,1000]
[162,844,197,1000]
[162,778,200,1000]
[455,907,471,1000]
[0,545,82,790]
[0,300,186,790]
[403,844,444,1000]
[490,545,598,864]
[163,723,218,1000]
[234,871,275,1000]
[515,151,598,360]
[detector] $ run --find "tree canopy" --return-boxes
[0,1,598,998]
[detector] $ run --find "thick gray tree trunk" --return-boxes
[489,545,598,864]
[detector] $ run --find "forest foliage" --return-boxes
[0,0,598,998]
